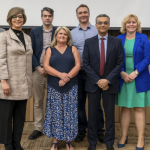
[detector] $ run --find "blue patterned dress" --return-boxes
[43,46,78,141]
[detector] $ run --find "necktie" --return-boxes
[99,38,105,76]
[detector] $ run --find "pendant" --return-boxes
[60,50,63,53]
[17,33,20,36]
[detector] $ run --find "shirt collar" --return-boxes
[98,33,108,40]
[43,25,53,32]
[78,23,91,30]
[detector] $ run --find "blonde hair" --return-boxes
[51,26,72,47]
[7,7,27,26]
[120,14,141,34]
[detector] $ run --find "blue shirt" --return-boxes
[71,23,98,66]
[98,34,108,62]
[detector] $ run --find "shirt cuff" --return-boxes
[35,66,40,70]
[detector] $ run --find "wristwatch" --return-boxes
[135,70,139,75]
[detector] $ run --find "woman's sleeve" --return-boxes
[0,32,9,80]
[135,35,150,74]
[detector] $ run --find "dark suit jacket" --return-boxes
[30,25,56,71]
[83,34,123,94]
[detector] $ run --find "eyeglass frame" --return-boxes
[96,21,110,25]
[11,14,24,20]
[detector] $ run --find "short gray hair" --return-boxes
[41,7,54,17]
[96,14,110,23]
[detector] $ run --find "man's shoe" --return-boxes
[75,133,86,142]
[87,145,96,150]
[107,145,114,150]
[98,134,105,143]
[13,146,23,150]
[13,142,24,150]
[28,130,43,140]
[5,144,14,150]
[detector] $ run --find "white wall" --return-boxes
[0,0,149,27]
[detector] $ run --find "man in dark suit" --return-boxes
[83,14,123,150]
[28,7,56,140]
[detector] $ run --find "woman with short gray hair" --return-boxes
[0,7,32,150]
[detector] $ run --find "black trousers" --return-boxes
[77,70,104,134]
[0,99,27,145]
[88,88,115,146]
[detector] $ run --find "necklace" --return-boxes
[124,38,134,64]
[17,33,20,36]
[60,50,64,54]
[56,45,67,54]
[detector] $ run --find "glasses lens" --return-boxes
[18,15,23,19]
[104,22,109,25]
[12,15,23,19]
[97,22,102,25]
[12,15,17,18]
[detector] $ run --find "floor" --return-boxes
[0,122,150,150]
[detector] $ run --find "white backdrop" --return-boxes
[0,0,150,27]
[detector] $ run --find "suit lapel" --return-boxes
[23,32,30,52]
[133,32,141,57]
[51,26,55,41]
[106,35,113,63]
[9,28,21,43]
[93,35,100,61]
[39,26,43,51]
[9,28,26,53]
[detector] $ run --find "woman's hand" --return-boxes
[128,71,138,81]
[1,80,11,96]
[58,73,70,82]
[120,71,132,83]
[59,79,66,87]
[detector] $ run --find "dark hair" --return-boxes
[76,4,90,14]
[96,14,110,23]
[7,7,27,26]
[41,7,54,17]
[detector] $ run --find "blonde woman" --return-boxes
[0,7,32,150]
[43,26,81,150]
[116,14,150,150]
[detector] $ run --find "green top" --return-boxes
[115,38,150,108]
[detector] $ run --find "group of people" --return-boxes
[0,4,150,150]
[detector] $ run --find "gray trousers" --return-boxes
[33,70,47,132]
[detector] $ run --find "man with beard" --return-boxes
[71,4,105,143]
[28,7,56,140]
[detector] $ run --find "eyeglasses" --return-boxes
[12,15,23,20]
[96,22,109,25]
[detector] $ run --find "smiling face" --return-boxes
[56,29,68,44]
[41,11,53,27]
[11,13,24,30]
[95,17,110,36]
[125,17,137,34]
[76,7,90,24]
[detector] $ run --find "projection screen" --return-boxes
[0,0,150,28]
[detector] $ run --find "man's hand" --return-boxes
[37,67,47,77]
[120,71,132,83]
[102,85,109,91]
[97,79,109,89]
[58,73,70,82]
[1,80,11,96]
